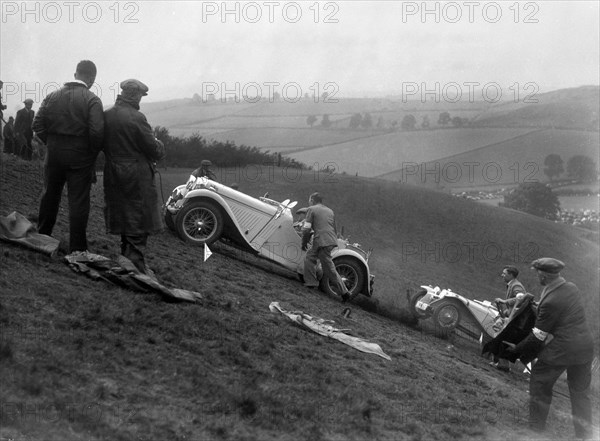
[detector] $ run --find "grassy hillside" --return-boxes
[379,128,600,188]
[472,86,599,130]
[286,128,537,177]
[1,155,598,440]
[205,127,380,153]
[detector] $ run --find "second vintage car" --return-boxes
[164,174,374,299]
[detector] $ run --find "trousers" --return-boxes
[38,162,94,252]
[529,359,592,439]
[304,244,348,294]
[121,234,148,274]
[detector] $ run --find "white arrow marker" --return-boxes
[204,244,212,262]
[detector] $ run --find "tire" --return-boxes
[409,288,429,319]
[164,210,176,231]
[432,300,462,338]
[175,200,224,246]
[320,256,366,300]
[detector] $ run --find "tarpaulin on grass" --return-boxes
[0,211,60,255]
[269,302,391,360]
[64,252,203,303]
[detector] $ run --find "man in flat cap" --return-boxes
[14,98,35,160]
[191,159,218,181]
[301,192,350,302]
[504,258,594,439]
[103,79,165,275]
[33,60,104,254]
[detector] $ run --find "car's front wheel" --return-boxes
[176,200,224,246]
[409,288,429,319]
[320,256,365,301]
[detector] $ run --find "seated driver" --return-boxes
[191,159,218,181]
[495,265,526,318]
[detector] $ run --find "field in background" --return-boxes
[288,128,537,177]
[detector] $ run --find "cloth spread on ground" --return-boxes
[269,302,391,361]
[64,252,203,303]
[0,211,60,255]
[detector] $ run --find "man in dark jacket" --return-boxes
[505,258,594,439]
[3,116,15,154]
[301,192,350,302]
[33,60,104,253]
[14,98,35,160]
[103,79,165,275]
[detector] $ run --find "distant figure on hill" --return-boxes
[14,98,35,160]
[3,116,15,154]
[192,159,218,181]
[103,79,165,276]
[33,60,104,254]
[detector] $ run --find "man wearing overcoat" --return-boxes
[103,79,165,275]
[15,98,35,160]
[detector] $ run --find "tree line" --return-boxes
[305,111,469,131]
[543,154,598,183]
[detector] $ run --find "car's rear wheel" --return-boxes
[432,300,462,338]
[320,256,365,301]
[409,288,429,319]
[176,200,224,246]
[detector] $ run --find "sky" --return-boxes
[1,0,599,109]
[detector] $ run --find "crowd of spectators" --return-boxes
[557,208,599,228]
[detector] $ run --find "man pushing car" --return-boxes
[301,192,350,302]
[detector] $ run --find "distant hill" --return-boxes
[378,128,599,187]
[471,85,600,130]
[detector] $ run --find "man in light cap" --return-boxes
[33,60,104,253]
[504,257,594,439]
[103,78,165,275]
[14,98,35,160]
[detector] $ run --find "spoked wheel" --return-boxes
[409,288,429,319]
[432,300,462,338]
[175,200,224,246]
[320,256,365,300]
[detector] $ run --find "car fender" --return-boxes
[332,248,372,295]
[179,189,254,249]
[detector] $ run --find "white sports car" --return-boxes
[164,175,374,299]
